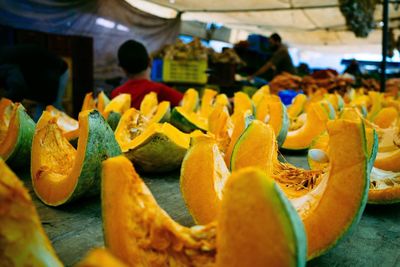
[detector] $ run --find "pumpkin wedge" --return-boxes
[46,105,79,133]
[287,93,307,118]
[31,109,121,206]
[208,104,232,152]
[170,106,208,133]
[0,101,35,167]
[372,107,398,129]
[281,102,331,151]
[102,156,306,267]
[217,167,306,267]
[0,159,63,267]
[81,92,96,111]
[181,135,230,224]
[103,93,131,119]
[120,122,190,173]
[140,92,158,117]
[199,88,218,117]
[233,91,253,115]
[181,88,199,112]
[255,94,289,146]
[76,248,128,267]
[97,91,111,113]
[231,119,373,259]
[224,110,254,168]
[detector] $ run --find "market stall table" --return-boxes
[18,153,400,267]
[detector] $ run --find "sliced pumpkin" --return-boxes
[217,167,306,267]
[251,85,270,106]
[255,94,289,146]
[0,102,35,167]
[147,101,170,125]
[367,91,383,120]
[121,122,190,173]
[181,135,230,224]
[233,91,253,115]
[282,102,331,150]
[224,110,253,168]
[199,88,218,117]
[374,149,400,172]
[231,118,373,259]
[0,159,63,267]
[372,107,398,128]
[140,91,158,117]
[214,94,230,110]
[81,92,96,111]
[181,88,199,112]
[46,105,79,133]
[102,156,306,267]
[170,106,208,133]
[287,93,307,118]
[103,93,131,119]
[76,248,128,267]
[208,104,232,152]
[31,109,121,206]
[114,108,149,147]
[97,91,111,113]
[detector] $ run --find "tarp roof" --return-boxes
[126,0,400,49]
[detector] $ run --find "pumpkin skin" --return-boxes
[76,248,128,267]
[0,102,35,167]
[170,106,208,133]
[121,123,190,173]
[31,109,121,206]
[281,102,331,151]
[0,159,62,267]
[180,136,230,224]
[102,156,306,267]
[231,118,373,259]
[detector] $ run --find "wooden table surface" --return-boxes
[18,154,400,267]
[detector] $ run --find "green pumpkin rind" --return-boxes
[124,133,187,173]
[3,105,35,167]
[276,102,289,147]
[106,111,122,131]
[71,110,122,199]
[170,107,207,133]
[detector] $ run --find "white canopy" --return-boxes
[126,0,400,48]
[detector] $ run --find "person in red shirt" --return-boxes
[111,40,183,109]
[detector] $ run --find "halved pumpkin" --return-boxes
[0,102,35,167]
[76,248,128,267]
[181,135,230,224]
[170,106,208,133]
[231,118,373,259]
[287,93,307,118]
[102,155,306,267]
[120,122,190,173]
[31,109,121,206]
[281,102,331,151]
[0,159,62,267]
[147,101,171,125]
[114,108,149,147]
[255,94,289,146]
[181,88,199,112]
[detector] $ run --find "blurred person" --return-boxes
[249,33,296,80]
[0,44,69,120]
[343,59,361,77]
[111,40,183,109]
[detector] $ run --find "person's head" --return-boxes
[118,40,149,76]
[269,33,282,50]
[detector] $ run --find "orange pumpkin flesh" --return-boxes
[102,156,216,267]
[114,108,149,148]
[282,102,331,150]
[81,92,96,111]
[199,88,218,118]
[181,136,229,224]
[231,118,371,259]
[103,94,131,119]
[102,156,306,267]
[0,159,63,267]
[217,168,306,267]
[0,98,14,142]
[76,248,128,267]
[31,110,121,206]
